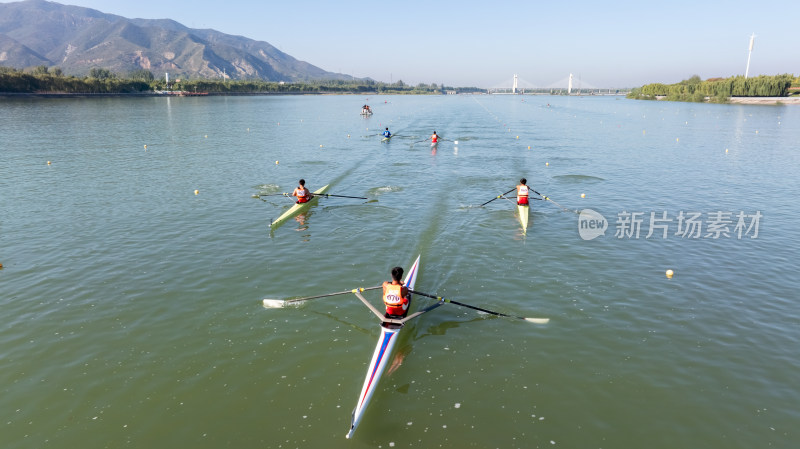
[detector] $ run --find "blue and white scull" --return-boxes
[346,255,442,439]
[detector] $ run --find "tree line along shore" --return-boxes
[3,66,798,102]
[627,74,800,103]
[0,66,482,95]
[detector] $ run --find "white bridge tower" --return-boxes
[513,74,518,94]
[568,73,573,94]
[744,33,756,79]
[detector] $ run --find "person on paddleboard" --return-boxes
[516,178,530,206]
[383,127,391,138]
[292,179,311,204]
[431,131,439,144]
[383,266,410,317]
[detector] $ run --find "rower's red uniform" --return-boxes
[517,184,529,205]
[292,179,310,204]
[295,189,309,203]
[383,283,409,317]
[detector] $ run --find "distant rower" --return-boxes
[431,131,439,144]
[292,179,312,204]
[383,127,392,138]
[516,178,530,206]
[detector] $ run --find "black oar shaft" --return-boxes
[320,193,368,199]
[480,188,516,206]
[446,299,526,321]
[408,289,540,323]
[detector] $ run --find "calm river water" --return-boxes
[2,94,798,449]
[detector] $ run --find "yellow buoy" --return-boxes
[275,161,279,165]
[756,130,759,134]
[676,138,679,142]
[247,128,250,132]
[516,136,519,139]
[581,193,585,198]
[347,134,350,138]
[643,130,646,135]
[666,269,674,279]
[204,135,208,138]
[320,144,323,148]
[47,161,51,165]
[725,148,729,153]
[194,189,199,195]
[528,146,531,149]
[144,144,147,149]
[545,162,549,166]
[0,262,3,268]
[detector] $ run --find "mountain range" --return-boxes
[0,0,351,81]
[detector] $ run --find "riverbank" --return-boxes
[0,91,356,98]
[729,96,800,105]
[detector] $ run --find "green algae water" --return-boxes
[1,95,798,449]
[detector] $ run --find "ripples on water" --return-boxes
[1,95,798,448]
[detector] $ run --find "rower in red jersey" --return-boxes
[516,178,530,206]
[292,179,311,204]
[383,266,410,317]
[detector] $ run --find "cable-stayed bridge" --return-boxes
[487,74,627,95]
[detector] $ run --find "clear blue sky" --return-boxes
[7,0,797,88]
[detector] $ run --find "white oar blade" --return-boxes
[524,317,550,324]
[262,299,287,308]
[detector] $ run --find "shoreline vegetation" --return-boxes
[0,66,482,96]
[627,74,800,104]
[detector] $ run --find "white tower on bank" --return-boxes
[744,32,756,79]
[513,74,518,94]
[568,73,573,94]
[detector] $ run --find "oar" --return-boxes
[256,192,289,197]
[529,189,578,213]
[408,289,549,324]
[262,286,381,308]
[318,193,368,200]
[480,188,516,206]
